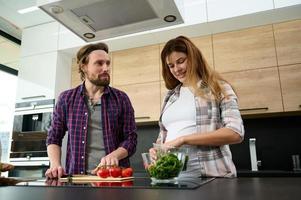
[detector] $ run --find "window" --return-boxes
[0,64,18,162]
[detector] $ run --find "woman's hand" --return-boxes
[163,136,185,148]
[149,147,157,160]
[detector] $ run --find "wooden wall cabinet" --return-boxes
[112,45,160,122]
[279,64,301,112]
[71,58,81,88]
[222,67,283,115]
[213,25,277,73]
[112,45,160,86]
[274,20,301,66]
[191,35,214,69]
[70,20,301,119]
[160,81,168,110]
[117,82,160,122]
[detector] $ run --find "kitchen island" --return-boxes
[1,177,301,200]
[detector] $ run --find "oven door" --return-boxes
[10,131,48,160]
[8,161,49,178]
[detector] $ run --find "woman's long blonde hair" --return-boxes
[161,36,227,100]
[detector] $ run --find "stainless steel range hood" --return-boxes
[39,0,184,42]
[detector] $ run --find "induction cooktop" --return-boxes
[16,176,215,190]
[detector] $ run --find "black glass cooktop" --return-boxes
[15,175,215,190]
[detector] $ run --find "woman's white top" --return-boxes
[162,86,197,142]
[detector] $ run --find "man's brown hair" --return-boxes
[77,43,109,81]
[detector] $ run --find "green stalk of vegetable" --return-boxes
[148,153,183,179]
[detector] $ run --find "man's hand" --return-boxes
[0,162,14,172]
[91,154,119,174]
[45,178,64,186]
[45,165,66,179]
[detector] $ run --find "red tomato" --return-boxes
[92,182,109,187]
[121,167,133,177]
[121,181,133,187]
[97,168,109,178]
[109,166,122,178]
[108,182,122,187]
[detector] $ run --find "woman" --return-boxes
[151,36,244,178]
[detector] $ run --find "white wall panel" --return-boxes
[207,0,274,22]
[21,22,59,57]
[16,52,57,102]
[274,0,301,8]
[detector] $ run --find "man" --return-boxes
[45,43,137,178]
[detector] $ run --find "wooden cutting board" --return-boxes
[59,175,134,182]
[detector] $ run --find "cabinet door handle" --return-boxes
[21,95,46,100]
[135,116,151,120]
[239,107,268,112]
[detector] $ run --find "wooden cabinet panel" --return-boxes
[274,20,301,66]
[112,45,160,86]
[159,43,164,81]
[213,25,277,73]
[160,81,168,110]
[279,64,301,112]
[71,58,81,88]
[191,35,214,69]
[222,67,283,115]
[117,82,160,122]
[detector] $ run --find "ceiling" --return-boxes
[0,0,54,40]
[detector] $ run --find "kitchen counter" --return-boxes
[1,177,301,200]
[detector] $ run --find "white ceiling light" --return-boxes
[17,6,39,14]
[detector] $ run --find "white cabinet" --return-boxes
[21,22,59,57]
[274,0,301,8]
[16,52,58,102]
[207,0,273,22]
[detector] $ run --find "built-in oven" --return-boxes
[8,161,49,178]
[9,99,54,178]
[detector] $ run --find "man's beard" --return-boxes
[86,73,110,87]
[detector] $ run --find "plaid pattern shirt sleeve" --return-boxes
[46,92,68,146]
[102,87,137,167]
[220,82,244,138]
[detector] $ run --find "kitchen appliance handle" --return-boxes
[21,95,46,100]
[249,138,258,171]
[9,161,50,166]
[15,104,54,112]
[135,116,151,120]
[239,107,268,112]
